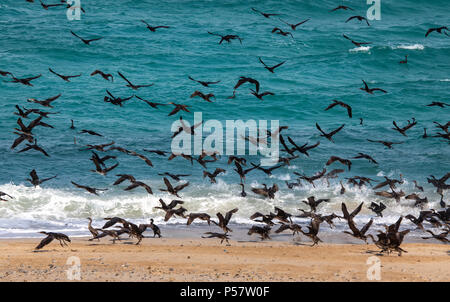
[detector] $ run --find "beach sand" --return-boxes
[0,237,448,282]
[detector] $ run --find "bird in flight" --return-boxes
[141,20,170,32]
[360,80,387,94]
[49,68,81,82]
[279,18,310,30]
[258,57,286,73]
[251,8,279,18]
[345,15,370,26]
[118,71,153,90]
[70,31,103,45]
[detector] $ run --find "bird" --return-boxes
[301,196,330,212]
[201,232,230,245]
[39,0,64,10]
[271,27,293,38]
[168,102,190,116]
[159,177,189,197]
[103,90,134,107]
[141,20,170,32]
[373,175,404,190]
[251,183,278,199]
[275,222,302,236]
[145,149,169,156]
[203,168,226,183]
[0,70,12,77]
[368,202,386,217]
[345,15,370,26]
[188,76,220,87]
[425,26,449,37]
[17,139,49,157]
[342,203,373,243]
[279,18,310,30]
[326,156,352,171]
[157,172,190,181]
[405,193,429,208]
[330,5,353,12]
[285,137,320,156]
[239,183,247,197]
[134,96,166,109]
[413,180,424,192]
[360,80,387,94]
[102,217,130,229]
[249,212,275,226]
[35,232,70,250]
[91,70,114,82]
[343,34,372,47]
[154,198,184,212]
[352,152,378,164]
[233,161,259,182]
[258,57,286,73]
[300,218,322,246]
[367,139,403,149]
[295,168,327,188]
[316,123,345,142]
[250,163,284,176]
[251,8,279,18]
[70,31,103,45]
[48,68,81,82]
[71,181,107,195]
[147,219,162,238]
[80,129,102,137]
[70,120,75,129]
[249,89,275,100]
[124,180,153,194]
[375,188,405,203]
[207,32,242,44]
[164,207,188,222]
[87,218,100,241]
[26,169,56,187]
[392,118,417,136]
[324,100,352,118]
[248,225,271,240]
[427,102,449,108]
[190,91,215,102]
[212,208,238,233]
[0,191,14,201]
[427,173,450,195]
[118,71,153,90]
[27,94,61,108]
[399,55,408,64]
[186,213,211,226]
[421,230,449,243]
[233,76,260,93]
[6,74,41,86]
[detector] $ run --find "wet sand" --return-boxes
[0,237,448,282]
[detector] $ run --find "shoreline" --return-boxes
[0,237,448,282]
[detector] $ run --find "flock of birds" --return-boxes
[0,2,449,255]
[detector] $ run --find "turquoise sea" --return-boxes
[0,0,448,239]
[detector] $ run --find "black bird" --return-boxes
[26,169,56,187]
[104,90,134,107]
[212,208,238,233]
[17,139,49,157]
[251,183,278,199]
[80,129,102,137]
[102,217,130,229]
[413,180,424,192]
[258,57,285,73]
[71,181,107,195]
[251,163,284,176]
[141,20,170,32]
[113,174,136,185]
[271,27,293,38]
[188,76,220,87]
[49,68,81,82]
[154,198,184,212]
[27,94,61,108]
[203,168,226,183]
[86,217,100,241]
[353,152,378,164]
[249,212,275,226]
[39,0,63,9]
[425,26,449,37]
[375,188,405,203]
[279,18,310,30]
[392,118,417,136]
[275,222,302,236]
[325,100,352,118]
[70,119,75,129]
[202,232,230,245]
[70,31,103,45]
[330,5,353,12]
[145,149,169,156]
[250,89,275,100]
[164,207,188,222]
[399,55,408,64]
[118,71,153,90]
[248,225,271,240]
[346,15,370,26]
[422,230,449,243]
[35,232,70,250]
[342,203,373,243]
[367,139,403,149]
[0,191,13,201]
[0,70,12,77]
[300,218,322,246]
[295,168,326,188]
[427,173,450,195]
[239,183,247,197]
[316,123,345,142]
[285,137,320,156]
[233,76,260,93]
[360,80,387,94]
[147,219,162,238]
[427,102,449,108]
[234,161,259,182]
[326,156,352,171]
[6,74,41,86]
[168,102,190,116]
[373,175,404,190]
[190,90,215,103]
[368,202,386,217]
[157,172,190,181]
[124,180,153,194]
[251,7,279,18]
[301,196,330,212]
[186,213,211,226]
[207,31,242,44]
[91,69,114,82]
[405,193,428,208]
[160,177,189,197]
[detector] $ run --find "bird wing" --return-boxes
[35,235,53,250]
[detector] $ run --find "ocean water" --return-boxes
[0,0,448,239]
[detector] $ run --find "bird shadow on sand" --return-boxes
[365,250,385,256]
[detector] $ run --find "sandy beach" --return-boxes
[0,237,448,282]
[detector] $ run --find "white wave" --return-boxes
[440,79,450,82]
[394,44,424,50]
[349,46,371,53]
